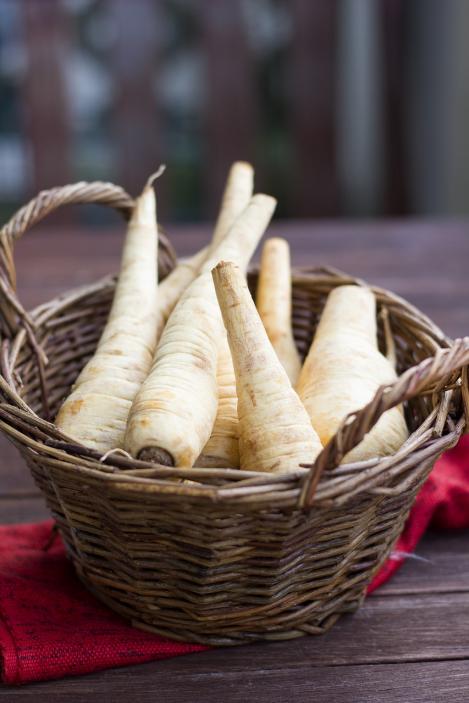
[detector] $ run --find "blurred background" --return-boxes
[1,0,469,224]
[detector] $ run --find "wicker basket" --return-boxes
[1,183,468,646]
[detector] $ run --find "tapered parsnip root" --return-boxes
[126,269,220,466]
[55,173,161,452]
[209,161,254,251]
[197,337,239,467]
[155,246,208,341]
[197,161,254,468]
[213,261,323,473]
[125,194,277,467]
[256,237,301,385]
[296,285,409,463]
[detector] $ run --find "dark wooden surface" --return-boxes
[1,220,469,701]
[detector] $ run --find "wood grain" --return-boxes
[0,434,38,494]
[2,658,469,702]
[11,220,469,338]
[0,495,48,524]
[379,530,469,596]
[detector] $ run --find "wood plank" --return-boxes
[13,219,469,280]
[104,590,469,668]
[0,496,48,524]
[10,220,469,339]
[0,435,38,494]
[379,530,469,596]
[2,658,469,702]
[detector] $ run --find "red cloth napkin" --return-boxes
[1,434,469,685]
[368,434,469,591]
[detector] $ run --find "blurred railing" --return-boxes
[1,0,337,221]
[1,0,468,221]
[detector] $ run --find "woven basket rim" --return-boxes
[1,263,467,512]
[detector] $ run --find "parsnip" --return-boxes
[55,174,160,452]
[198,339,238,467]
[296,285,409,462]
[154,158,253,343]
[209,161,254,250]
[213,261,323,473]
[198,161,254,468]
[125,194,277,467]
[155,246,208,341]
[256,238,301,385]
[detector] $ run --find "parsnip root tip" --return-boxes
[100,447,133,463]
[233,160,254,172]
[145,165,166,190]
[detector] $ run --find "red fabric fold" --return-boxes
[0,521,206,684]
[1,435,468,684]
[368,435,469,591]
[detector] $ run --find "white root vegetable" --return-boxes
[213,261,323,473]
[198,161,254,467]
[209,161,254,250]
[155,246,208,341]
[296,285,409,462]
[256,237,301,385]
[153,159,252,343]
[124,194,277,467]
[197,339,238,467]
[55,174,160,452]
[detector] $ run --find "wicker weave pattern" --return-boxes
[0,186,468,644]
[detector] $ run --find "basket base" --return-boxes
[74,565,364,647]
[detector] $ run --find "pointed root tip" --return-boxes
[212,260,235,272]
[145,165,166,190]
[264,236,288,247]
[211,260,238,280]
[233,160,254,172]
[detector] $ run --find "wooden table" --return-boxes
[1,220,469,701]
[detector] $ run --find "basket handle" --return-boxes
[0,181,176,337]
[299,337,469,509]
